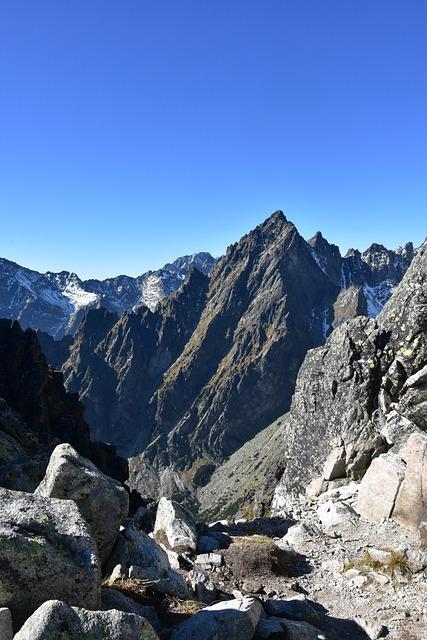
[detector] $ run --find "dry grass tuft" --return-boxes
[102,577,155,604]
[223,534,290,577]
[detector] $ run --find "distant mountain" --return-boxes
[0,252,215,338]
[47,212,413,489]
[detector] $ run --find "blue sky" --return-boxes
[0,1,425,279]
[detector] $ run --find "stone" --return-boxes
[105,521,189,598]
[35,443,129,564]
[317,500,358,529]
[195,552,223,567]
[263,596,321,626]
[322,445,346,481]
[0,608,13,640]
[355,617,388,639]
[393,432,427,533]
[197,532,231,552]
[101,588,160,631]
[255,616,324,640]
[129,565,190,600]
[357,453,406,522]
[367,548,394,564]
[13,600,159,640]
[153,497,197,552]
[281,523,318,554]
[0,487,100,627]
[170,596,263,640]
[188,569,217,603]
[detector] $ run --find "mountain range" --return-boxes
[2,211,412,497]
[0,252,215,339]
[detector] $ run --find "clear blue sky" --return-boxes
[0,1,425,279]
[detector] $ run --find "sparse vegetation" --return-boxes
[223,534,290,577]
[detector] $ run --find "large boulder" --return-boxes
[35,443,129,564]
[153,497,197,551]
[0,488,100,627]
[263,595,321,626]
[357,452,406,522]
[101,588,160,632]
[393,432,427,534]
[255,616,323,640]
[105,521,190,599]
[170,596,263,640]
[13,600,159,640]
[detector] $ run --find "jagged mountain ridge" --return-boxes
[197,237,426,520]
[0,252,215,339]
[51,212,414,489]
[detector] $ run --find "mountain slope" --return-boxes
[0,252,215,338]
[198,237,425,518]
[63,268,210,455]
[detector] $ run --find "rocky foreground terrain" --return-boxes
[1,439,427,639]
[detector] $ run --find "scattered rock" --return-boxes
[355,617,388,639]
[13,600,159,640]
[0,487,100,627]
[188,569,217,603]
[35,443,129,564]
[195,552,223,567]
[317,500,358,530]
[255,616,324,640]
[170,596,263,640]
[263,595,321,626]
[101,588,160,631]
[154,497,198,552]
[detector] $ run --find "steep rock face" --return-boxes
[0,253,215,338]
[271,239,426,512]
[63,268,210,454]
[143,212,338,471]
[0,319,127,490]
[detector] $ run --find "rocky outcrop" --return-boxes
[200,238,424,520]
[153,497,198,552]
[0,319,127,491]
[14,600,159,640]
[0,487,100,627]
[35,443,129,564]
[0,253,215,338]
[270,238,426,513]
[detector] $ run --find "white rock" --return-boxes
[154,497,197,551]
[317,500,358,529]
[195,552,223,567]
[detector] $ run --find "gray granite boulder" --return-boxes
[0,488,100,627]
[170,596,262,640]
[153,497,197,551]
[35,443,129,564]
[13,600,159,640]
